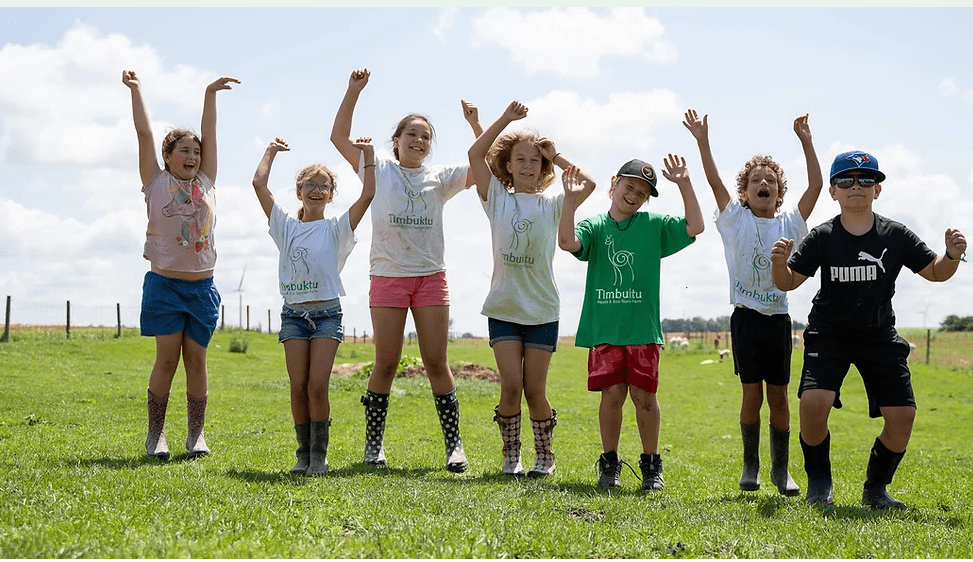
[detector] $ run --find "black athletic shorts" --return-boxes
[730,307,792,386]
[798,328,916,418]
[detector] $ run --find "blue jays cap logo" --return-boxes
[847,152,870,167]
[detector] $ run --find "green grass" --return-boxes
[1,328,972,557]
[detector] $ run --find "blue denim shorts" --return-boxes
[487,318,558,352]
[140,271,221,348]
[279,300,343,343]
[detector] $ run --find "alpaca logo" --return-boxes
[858,248,887,273]
[509,201,533,251]
[402,182,427,215]
[750,244,772,286]
[605,235,635,286]
[290,247,310,275]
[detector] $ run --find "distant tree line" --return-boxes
[661,316,806,334]
[939,315,973,332]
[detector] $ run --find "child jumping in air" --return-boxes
[683,109,823,495]
[251,136,375,476]
[123,69,239,461]
[468,100,595,477]
[772,150,966,508]
[559,155,704,490]
[330,68,482,473]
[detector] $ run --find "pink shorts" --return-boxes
[369,272,450,308]
[587,343,661,393]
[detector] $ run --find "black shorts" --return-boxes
[730,307,792,386]
[798,328,916,418]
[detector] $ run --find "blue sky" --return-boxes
[1,7,971,337]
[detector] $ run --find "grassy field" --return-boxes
[1,326,972,558]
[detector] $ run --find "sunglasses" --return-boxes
[833,176,877,189]
[300,182,334,192]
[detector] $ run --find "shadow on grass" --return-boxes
[73,452,214,470]
[220,463,439,484]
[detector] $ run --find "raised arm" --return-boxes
[348,137,376,231]
[662,153,705,237]
[793,114,824,221]
[330,68,369,171]
[558,167,586,253]
[251,137,289,220]
[122,70,160,186]
[918,228,967,282]
[683,109,731,212]
[468,100,528,200]
[199,76,241,183]
[536,138,596,206]
[770,238,808,291]
[461,99,484,139]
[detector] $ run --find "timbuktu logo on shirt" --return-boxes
[606,235,635,285]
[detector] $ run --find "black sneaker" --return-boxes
[598,451,622,488]
[639,453,664,491]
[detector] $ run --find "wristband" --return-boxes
[363,163,375,168]
[552,153,560,165]
[945,249,966,262]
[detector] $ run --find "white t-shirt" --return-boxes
[480,176,563,325]
[715,199,807,315]
[269,203,357,305]
[359,153,468,277]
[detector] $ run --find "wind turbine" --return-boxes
[231,263,246,329]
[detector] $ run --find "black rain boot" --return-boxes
[435,390,468,473]
[145,389,170,461]
[639,453,665,491]
[291,422,310,475]
[493,406,525,477]
[739,422,761,491]
[801,432,834,506]
[862,437,907,509]
[527,409,557,478]
[769,425,801,496]
[307,418,331,477]
[361,391,389,466]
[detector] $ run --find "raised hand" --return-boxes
[794,114,812,142]
[349,68,370,92]
[771,238,794,265]
[461,100,479,125]
[121,70,140,89]
[503,100,528,122]
[352,136,374,158]
[661,153,690,186]
[268,137,290,153]
[561,166,586,196]
[946,228,967,259]
[206,76,241,93]
[682,109,709,142]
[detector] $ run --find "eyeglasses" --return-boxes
[833,176,877,189]
[300,182,334,192]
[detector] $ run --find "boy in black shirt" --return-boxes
[771,150,966,508]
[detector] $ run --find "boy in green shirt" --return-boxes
[559,156,704,490]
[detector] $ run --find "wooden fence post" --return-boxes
[66,300,71,339]
[220,305,225,330]
[246,305,250,331]
[116,303,122,338]
[2,295,10,342]
[267,309,271,334]
[926,329,931,365]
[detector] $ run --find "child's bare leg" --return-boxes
[740,382,763,425]
[799,389,834,446]
[878,406,915,453]
[368,307,409,394]
[307,337,339,421]
[283,339,311,423]
[148,333,184,396]
[523,347,553,420]
[766,383,791,431]
[493,340,526,416]
[411,305,455,395]
[182,335,208,398]
[629,386,661,454]
[599,383,628,452]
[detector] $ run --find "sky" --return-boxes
[1,7,972,339]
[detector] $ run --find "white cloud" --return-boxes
[472,7,675,78]
[939,78,960,97]
[432,8,458,41]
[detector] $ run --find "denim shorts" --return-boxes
[278,300,343,343]
[140,271,221,348]
[487,318,558,352]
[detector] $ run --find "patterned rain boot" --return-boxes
[862,437,907,509]
[291,422,310,475]
[186,392,210,459]
[639,453,665,491]
[769,425,801,496]
[801,432,834,506]
[307,418,332,477]
[145,389,170,461]
[493,406,525,477]
[739,422,761,491]
[527,409,557,478]
[435,390,468,473]
[361,391,389,465]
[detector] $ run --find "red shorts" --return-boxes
[369,272,449,308]
[587,343,661,393]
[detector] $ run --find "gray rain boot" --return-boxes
[739,422,761,491]
[307,418,331,477]
[801,432,834,506]
[862,437,907,509]
[361,391,389,466]
[186,393,210,459]
[145,389,170,461]
[434,390,468,473]
[769,425,800,496]
[493,406,525,477]
[527,409,557,478]
[291,422,310,475]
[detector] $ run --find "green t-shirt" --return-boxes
[573,211,695,347]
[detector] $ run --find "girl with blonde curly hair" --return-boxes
[469,100,596,478]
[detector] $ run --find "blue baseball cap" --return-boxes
[829,150,886,183]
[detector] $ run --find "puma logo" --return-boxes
[858,248,887,273]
